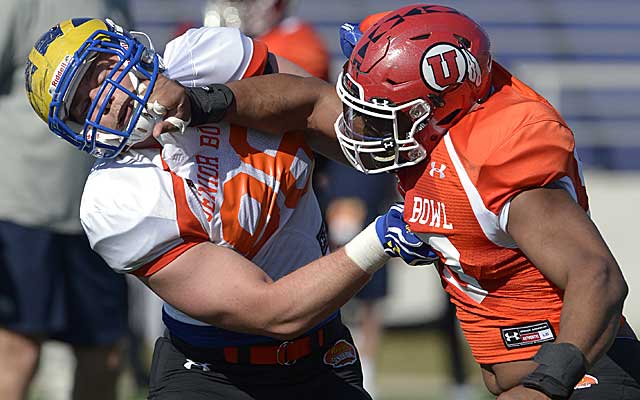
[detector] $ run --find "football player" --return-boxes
[147,4,640,400]
[24,18,437,399]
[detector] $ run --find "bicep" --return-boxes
[141,242,273,332]
[506,187,616,288]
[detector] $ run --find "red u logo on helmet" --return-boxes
[421,43,468,92]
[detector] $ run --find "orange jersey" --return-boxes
[259,17,329,80]
[398,63,588,364]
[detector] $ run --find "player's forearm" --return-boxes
[151,249,371,340]
[225,74,338,138]
[507,261,628,398]
[555,257,627,365]
[255,248,373,340]
[179,74,344,160]
[245,222,391,340]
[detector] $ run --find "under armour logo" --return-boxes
[429,162,447,179]
[503,331,520,343]
[382,137,395,150]
[184,359,211,372]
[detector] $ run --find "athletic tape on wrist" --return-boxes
[521,342,587,399]
[185,84,235,126]
[343,222,389,274]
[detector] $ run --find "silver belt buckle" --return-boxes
[276,340,296,366]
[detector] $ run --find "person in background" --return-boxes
[202,0,329,80]
[0,1,129,400]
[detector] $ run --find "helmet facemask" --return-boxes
[49,22,162,158]
[335,5,493,174]
[335,70,428,174]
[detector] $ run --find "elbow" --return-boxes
[199,310,309,341]
[580,258,628,309]
[261,319,311,341]
[250,299,315,340]
[612,274,629,309]
[269,323,308,340]
[602,262,628,309]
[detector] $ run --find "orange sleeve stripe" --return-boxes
[161,157,209,242]
[132,158,209,277]
[132,241,201,277]
[242,39,268,78]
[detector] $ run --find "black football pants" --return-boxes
[569,337,640,399]
[147,331,372,400]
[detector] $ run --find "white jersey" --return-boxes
[80,27,327,341]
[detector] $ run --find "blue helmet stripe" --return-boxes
[34,25,64,56]
[71,18,93,27]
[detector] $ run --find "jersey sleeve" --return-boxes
[79,158,193,274]
[162,26,268,86]
[477,119,577,215]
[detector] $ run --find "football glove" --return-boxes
[375,203,439,266]
[339,22,363,59]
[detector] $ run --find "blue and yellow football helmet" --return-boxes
[25,18,162,158]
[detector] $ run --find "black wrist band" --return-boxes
[522,371,572,399]
[185,84,235,126]
[521,342,587,399]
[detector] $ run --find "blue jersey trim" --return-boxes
[163,309,340,347]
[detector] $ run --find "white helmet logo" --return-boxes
[420,43,482,92]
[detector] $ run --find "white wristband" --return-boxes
[343,221,390,274]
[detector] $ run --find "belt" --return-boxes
[169,316,343,366]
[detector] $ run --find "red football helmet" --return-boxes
[335,4,492,174]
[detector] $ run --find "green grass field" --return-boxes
[375,330,493,400]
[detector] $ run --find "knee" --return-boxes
[0,329,41,375]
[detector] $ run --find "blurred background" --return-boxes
[2,1,639,399]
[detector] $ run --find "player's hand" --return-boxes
[147,74,192,137]
[497,385,551,400]
[339,22,363,58]
[374,203,438,266]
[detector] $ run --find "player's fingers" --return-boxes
[165,116,190,134]
[153,120,179,137]
[148,100,168,117]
